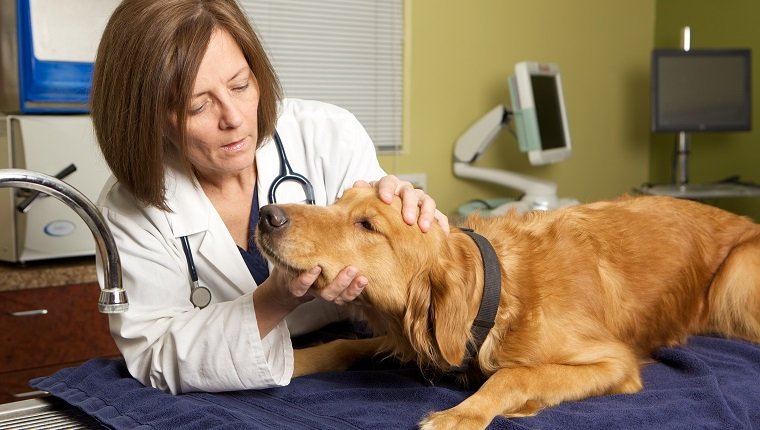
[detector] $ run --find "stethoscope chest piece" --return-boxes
[190,283,212,309]
[180,235,212,309]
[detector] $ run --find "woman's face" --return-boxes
[181,28,260,181]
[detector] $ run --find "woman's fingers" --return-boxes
[290,266,321,298]
[353,175,450,234]
[311,266,367,305]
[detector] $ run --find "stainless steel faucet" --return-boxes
[0,168,128,313]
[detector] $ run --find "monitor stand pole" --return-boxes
[675,131,690,187]
[675,26,691,188]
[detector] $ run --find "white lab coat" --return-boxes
[97,99,386,394]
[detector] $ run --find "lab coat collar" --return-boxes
[163,151,211,238]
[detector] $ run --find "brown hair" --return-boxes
[90,0,282,210]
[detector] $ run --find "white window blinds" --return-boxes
[239,0,403,152]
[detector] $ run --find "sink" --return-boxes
[0,397,106,429]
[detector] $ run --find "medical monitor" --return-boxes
[651,49,752,132]
[509,62,572,165]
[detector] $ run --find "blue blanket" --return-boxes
[31,336,760,429]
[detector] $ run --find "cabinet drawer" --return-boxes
[0,362,84,404]
[0,283,120,373]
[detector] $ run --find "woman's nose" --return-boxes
[218,97,244,129]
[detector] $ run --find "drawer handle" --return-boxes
[8,309,49,317]
[12,390,49,399]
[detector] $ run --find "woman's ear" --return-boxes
[164,110,181,147]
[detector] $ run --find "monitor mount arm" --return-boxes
[453,105,559,211]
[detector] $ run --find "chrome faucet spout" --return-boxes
[0,168,128,313]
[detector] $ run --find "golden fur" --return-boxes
[255,187,760,430]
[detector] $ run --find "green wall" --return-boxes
[379,0,656,217]
[652,0,760,220]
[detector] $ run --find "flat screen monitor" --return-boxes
[651,49,752,132]
[509,62,572,165]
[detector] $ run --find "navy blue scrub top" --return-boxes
[238,186,270,285]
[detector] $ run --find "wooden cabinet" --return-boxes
[0,282,120,404]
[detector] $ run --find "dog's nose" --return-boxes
[259,205,289,234]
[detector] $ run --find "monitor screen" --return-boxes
[531,75,567,150]
[509,61,572,165]
[651,49,752,132]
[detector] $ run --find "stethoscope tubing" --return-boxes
[180,236,199,282]
[268,132,315,205]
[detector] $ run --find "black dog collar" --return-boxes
[448,228,502,373]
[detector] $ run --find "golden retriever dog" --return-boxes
[255,187,760,430]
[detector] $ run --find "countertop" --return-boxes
[0,257,97,293]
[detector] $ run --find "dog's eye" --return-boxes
[356,219,375,232]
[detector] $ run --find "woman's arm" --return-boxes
[99,181,293,394]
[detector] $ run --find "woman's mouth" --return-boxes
[222,137,247,151]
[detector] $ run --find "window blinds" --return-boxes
[239,0,403,152]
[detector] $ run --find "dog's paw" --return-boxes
[418,409,490,430]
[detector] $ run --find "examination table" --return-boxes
[0,334,759,429]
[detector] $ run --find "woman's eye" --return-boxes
[188,101,207,115]
[231,80,250,93]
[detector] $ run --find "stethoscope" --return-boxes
[181,131,316,308]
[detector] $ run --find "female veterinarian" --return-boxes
[90,0,447,395]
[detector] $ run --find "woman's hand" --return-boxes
[284,265,367,306]
[353,175,449,234]
[253,265,367,337]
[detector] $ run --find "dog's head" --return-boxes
[255,187,448,311]
[255,187,479,369]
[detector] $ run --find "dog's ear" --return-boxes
[403,269,437,363]
[430,233,479,367]
[404,231,477,368]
